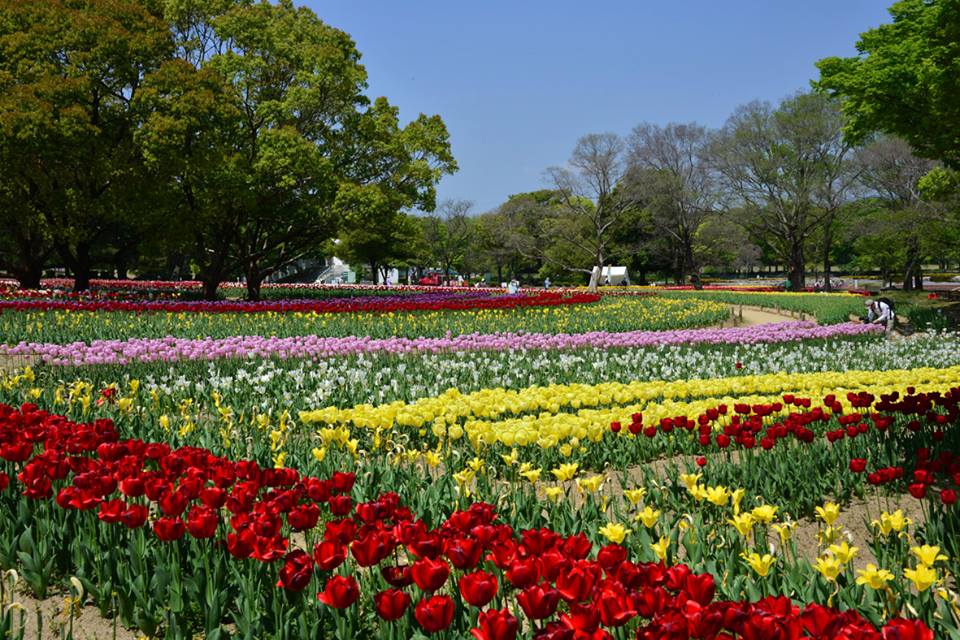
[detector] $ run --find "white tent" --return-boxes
[590,265,630,286]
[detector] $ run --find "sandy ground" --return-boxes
[2,587,140,640]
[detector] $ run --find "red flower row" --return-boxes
[0,291,599,315]
[0,402,934,639]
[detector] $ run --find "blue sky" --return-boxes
[307,1,892,213]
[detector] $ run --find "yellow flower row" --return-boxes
[300,365,960,449]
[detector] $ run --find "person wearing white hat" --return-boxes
[865,297,895,333]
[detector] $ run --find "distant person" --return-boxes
[457,275,464,286]
[507,279,519,294]
[865,297,895,333]
[385,275,392,287]
[543,277,551,289]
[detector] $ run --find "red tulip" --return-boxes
[556,562,596,603]
[287,503,320,531]
[313,541,346,571]
[277,550,314,591]
[849,458,867,473]
[152,516,185,541]
[597,582,637,627]
[908,483,927,499]
[459,570,498,608]
[186,505,218,539]
[505,556,540,588]
[414,595,455,634]
[411,557,450,592]
[351,530,390,567]
[881,617,933,640]
[941,489,957,506]
[470,608,518,640]
[317,575,359,609]
[374,588,411,621]
[516,582,560,620]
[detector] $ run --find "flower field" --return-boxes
[0,284,955,639]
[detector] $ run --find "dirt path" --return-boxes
[721,305,816,328]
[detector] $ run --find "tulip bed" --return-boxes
[0,295,730,344]
[0,284,955,638]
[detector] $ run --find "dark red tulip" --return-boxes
[374,588,411,621]
[317,575,359,609]
[411,557,450,592]
[459,570,498,608]
[470,608,518,640]
[414,595,455,634]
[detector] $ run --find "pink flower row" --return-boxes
[0,321,882,367]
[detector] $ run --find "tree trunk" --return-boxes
[201,276,221,301]
[788,238,805,292]
[57,242,92,292]
[13,264,43,290]
[902,237,920,291]
[822,230,833,292]
[246,269,263,301]
[683,240,702,290]
[114,252,130,280]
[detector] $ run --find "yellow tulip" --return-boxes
[679,473,702,490]
[544,487,564,502]
[599,522,630,545]
[705,486,730,506]
[520,469,541,484]
[871,510,912,537]
[741,552,776,578]
[828,541,859,565]
[856,564,894,590]
[750,505,778,524]
[623,488,646,505]
[904,564,938,592]
[731,488,746,515]
[813,555,842,582]
[728,513,755,538]
[551,463,579,482]
[815,502,840,526]
[636,506,661,529]
[576,475,604,495]
[911,545,948,567]
[650,536,669,562]
[771,521,796,545]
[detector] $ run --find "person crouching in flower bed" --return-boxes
[863,297,895,333]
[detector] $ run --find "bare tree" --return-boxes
[422,199,473,278]
[544,133,633,291]
[625,122,718,289]
[711,93,857,291]
[856,136,940,290]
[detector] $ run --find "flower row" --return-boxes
[0,403,935,639]
[0,321,881,367]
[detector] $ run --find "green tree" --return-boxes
[816,0,960,168]
[711,93,857,291]
[0,0,173,290]
[421,199,473,277]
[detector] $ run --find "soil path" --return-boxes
[722,305,816,328]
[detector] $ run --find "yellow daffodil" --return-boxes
[650,536,669,562]
[911,545,948,567]
[828,541,859,565]
[623,488,646,505]
[904,564,938,592]
[815,502,840,526]
[599,522,630,545]
[814,555,842,582]
[729,513,755,538]
[741,552,776,578]
[159,414,170,431]
[636,506,661,529]
[856,564,894,590]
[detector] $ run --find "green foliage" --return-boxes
[816,0,960,168]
